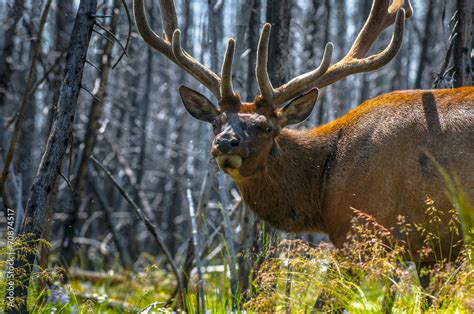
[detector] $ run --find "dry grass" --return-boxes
[246,199,473,313]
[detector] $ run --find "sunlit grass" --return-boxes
[1,194,473,313]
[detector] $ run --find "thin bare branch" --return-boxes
[112,0,132,69]
[59,172,76,196]
[94,22,128,57]
[89,155,184,302]
[91,14,113,18]
[80,84,102,102]
[5,52,65,129]
[85,59,101,72]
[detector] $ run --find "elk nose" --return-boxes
[230,137,240,147]
[216,136,240,154]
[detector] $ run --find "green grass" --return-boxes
[1,195,473,313]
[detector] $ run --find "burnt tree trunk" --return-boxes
[304,0,322,66]
[44,0,74,136]
[415,0,435,88]
[452,0,472,87]
[246,0,261,99]
[0,0,25,114]
[35,0,75,288]
[136,49,153,190]
[266,0,292,86]
[0,0,51,200]
[61,0,121,266]
[316,0,331,125]
[333,0,348,114]
[357,0,372,104]
[6,0,97,312]
[208,0,224,77]
[234,0,254,96]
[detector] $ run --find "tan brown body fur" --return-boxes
[232,87,474,261]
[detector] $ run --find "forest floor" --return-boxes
[1,197,473,313]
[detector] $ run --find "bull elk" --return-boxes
[134,0,474,262]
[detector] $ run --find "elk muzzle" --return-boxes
[215,155,243,171]
[212,135,243,170]
[215,136,240,154]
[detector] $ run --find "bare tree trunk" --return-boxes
[136,49,153,190]
[14,100,35,199]
[357,0,372,104]
[246,0,261,99]
[266,0,292,86]
[234,0,254,95]
[316,0,331,125]
[333,0,348,114]
[415,0,435,89]
[208,0,224,76]
[304,0,322,68]
[135,0,160,200]
[35,0,75,285]
[452,0,472,87]
[44,0,74,136]
[0,0,25,114]
[165,116,186,255]
[61,0,121,265]
[7,0,97,311]
[0,0,52,199]
[237,203,255,296]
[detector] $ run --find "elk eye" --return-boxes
[263,126,272,133]
[211,119,218,129]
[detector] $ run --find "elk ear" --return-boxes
[179,86,219,123]
[278,88,319,127]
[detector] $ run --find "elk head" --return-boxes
[133,0,413,179]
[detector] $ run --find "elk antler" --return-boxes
[133,0,236,101]
[256,0,413,107]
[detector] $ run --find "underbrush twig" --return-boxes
[89,155,184,304]
[186,183,206,313]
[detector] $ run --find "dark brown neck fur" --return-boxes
[236,128,337,233]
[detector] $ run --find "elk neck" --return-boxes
[235,126,340,233]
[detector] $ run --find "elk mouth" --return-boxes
[215,155,243,171]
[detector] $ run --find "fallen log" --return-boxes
[68,268,127,285]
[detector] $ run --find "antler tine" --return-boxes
[221,38,236,100]
[272,42,333,105]
[257,0,411,107]
[347,0,412,59]
[388,0,413,19]
[171,30,221,98]
[351,9,406,72]
[134,0,221,99]
[133,0,174,60]
[158,0,178,41]
[256,23,274,102]
[311,4,409,89]
[256,23,333,107]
